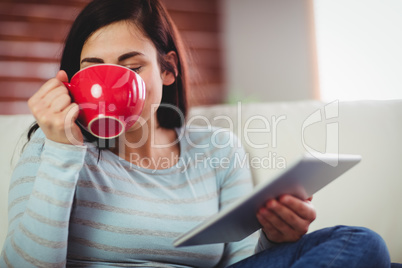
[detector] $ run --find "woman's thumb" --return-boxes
[56,70,69,83]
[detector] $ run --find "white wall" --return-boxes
[314,0,402,101]
[221,0,318,103]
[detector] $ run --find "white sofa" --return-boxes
[1,100,401,262]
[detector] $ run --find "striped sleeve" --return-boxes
[255,230,276,252]
[213,131,258,267]
[0,130,86,267]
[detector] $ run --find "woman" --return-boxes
[0,0,390,267]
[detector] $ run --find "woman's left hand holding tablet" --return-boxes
[28,70,84,145]
[257,195,316,243]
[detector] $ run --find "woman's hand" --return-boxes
[28,70,83,145]
[257,195,316,243]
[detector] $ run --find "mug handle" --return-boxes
[62,82,72,90]
[62,82,77,103]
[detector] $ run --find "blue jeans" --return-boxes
[229,226,391,268]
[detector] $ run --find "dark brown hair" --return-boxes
[28,0,188,146]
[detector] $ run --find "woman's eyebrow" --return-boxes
[80,57,104,64]
[80,51,144,64]
[118,51,144,62]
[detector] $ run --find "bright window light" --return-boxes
[313,0,402,101]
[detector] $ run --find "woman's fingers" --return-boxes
[62,102,80,124]
[28,72,83,145]
[61,102,83,145]
[269,199,310,234]
[279,195,316,222]
[257,210,284,242]
[29,85,69,121]
[41,86,69,110]
[258,201,305,242]
[29,78,63,104]
[49,89,72,113]
[29,71,68,108]
[257,195,317,243]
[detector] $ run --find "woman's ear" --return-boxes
[162,51,178,86]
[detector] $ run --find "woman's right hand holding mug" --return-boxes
[28,70,84,145]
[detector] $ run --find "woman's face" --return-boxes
[80,20,175,133]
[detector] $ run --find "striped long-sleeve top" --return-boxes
[0,126,271,267]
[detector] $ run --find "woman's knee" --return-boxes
[334,225,390,264]
[337,226,387,248]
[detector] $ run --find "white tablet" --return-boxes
[173,153,361,247]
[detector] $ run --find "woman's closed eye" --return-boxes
[128,66,142,73]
